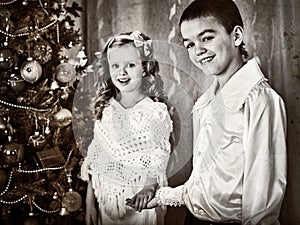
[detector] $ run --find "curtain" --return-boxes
[84,0,300,224]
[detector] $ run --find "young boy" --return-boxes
[127,0,287,224]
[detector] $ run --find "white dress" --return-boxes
[81,97,172,225]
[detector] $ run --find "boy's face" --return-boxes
[180,16,241,77]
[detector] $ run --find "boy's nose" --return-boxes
[195,43,206,55]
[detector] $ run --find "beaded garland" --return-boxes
[0,0,18,6]
[0,19,57,39]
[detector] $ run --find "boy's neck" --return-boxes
[216,58,245,90]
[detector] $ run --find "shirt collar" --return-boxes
[193,58,266,112]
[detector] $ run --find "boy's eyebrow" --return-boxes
[182,29,216,42]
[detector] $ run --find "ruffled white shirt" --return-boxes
[81,97,172,225]
[156,58,287,225]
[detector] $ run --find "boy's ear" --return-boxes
[233,26,244,47]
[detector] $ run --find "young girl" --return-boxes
[81,31,172,225]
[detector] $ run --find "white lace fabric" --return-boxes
[81,97,172,219]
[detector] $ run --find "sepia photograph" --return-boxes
[0,0,299,225]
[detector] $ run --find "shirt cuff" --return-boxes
[156,186,185,207]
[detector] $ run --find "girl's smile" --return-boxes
[107,44,144,94]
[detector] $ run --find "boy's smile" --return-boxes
[181,16,243,84]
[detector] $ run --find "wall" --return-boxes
[81,0,300,224]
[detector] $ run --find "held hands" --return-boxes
[126,183,159,212]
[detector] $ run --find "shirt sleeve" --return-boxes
[242,83,287,225]
[156,185,185,206]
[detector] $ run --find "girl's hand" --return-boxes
[126,183,157,212]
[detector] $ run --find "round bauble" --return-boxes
[7,76,26,92]
[0,48,17,70]
[21,59,42,83]
[2,142,24,165]
[54,108,72,128]
[62,191,82,212]
[55,62,76,83]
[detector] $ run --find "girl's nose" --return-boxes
[119,66,127,75]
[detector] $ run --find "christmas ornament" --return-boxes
[32,39,53,64]
[0,19,17,71]
[55,62,76,83]
[20,58,42,83]
[62,190,82,212]
[59,207,70,216]
[54,108,72,128]
[2,142,24,165]
[0,48,17,70]
[7,76,26,92]
[28,131,47,151]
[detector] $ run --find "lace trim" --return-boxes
[156,187,183,207]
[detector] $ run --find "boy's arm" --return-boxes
[242,88,287,225]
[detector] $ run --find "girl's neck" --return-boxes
[116,91,146,109]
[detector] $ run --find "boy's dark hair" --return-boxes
[179,0,248,58]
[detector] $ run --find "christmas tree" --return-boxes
[0,0,92,224]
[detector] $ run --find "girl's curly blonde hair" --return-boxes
[92,31,167,120]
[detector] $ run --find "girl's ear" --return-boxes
[233,26,244,47]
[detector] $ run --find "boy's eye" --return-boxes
[202,36,214,43]
[184,42,194,49]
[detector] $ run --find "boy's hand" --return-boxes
[126,186,155,212]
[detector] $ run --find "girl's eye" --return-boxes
[111,64,119,69]
[128,63,136,68]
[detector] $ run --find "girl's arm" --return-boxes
[85,179,98,225]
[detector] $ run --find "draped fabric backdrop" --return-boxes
[81,0,300,224]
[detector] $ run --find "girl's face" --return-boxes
[180,16,241,78]
[107,44,144,95]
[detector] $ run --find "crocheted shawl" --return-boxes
[81,97,172,218]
